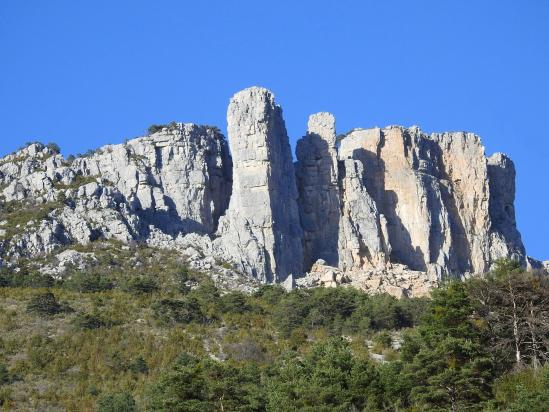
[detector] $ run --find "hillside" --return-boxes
[1,256,548,410]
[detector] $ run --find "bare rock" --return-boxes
[214,87,303,282]
[296,113,341,268]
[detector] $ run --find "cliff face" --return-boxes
[0,87,534,294]
[302,123,526,280]
[214,87,303,283]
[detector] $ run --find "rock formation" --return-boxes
[0,124,231,262]
[295,113,340,268]
[0,86,540,295]
[72,123,232,235]
[214,87,303,283]
[332,126,527,279]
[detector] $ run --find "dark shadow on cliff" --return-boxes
[350,142,426,271]
[428,142,472,274]
[133,194,212,238]
[295,132,340,271]
[268,109,304,282]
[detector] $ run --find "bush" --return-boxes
[0,270,57,288]
[373,330,393,353]
[177,267,193,293]
[219,291,252,314]
[0,271,10,288]
[26,292,64,317]
[366,294,402,330]
[491,364,549,411]
[125,276,159,295]
[147,353,264,411]
[253,284,286,305]
[46,142,61,154]
[147,124,166,135]
[97,391,137,412]
[73,311,112,329]
[66,272,113,293]
[153,298,206,325]
[0,363,9,385]
[373,331,393,350]
[128,356,149,375]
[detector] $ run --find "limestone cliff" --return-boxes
[0,87,538,295]
[214,87,303,283]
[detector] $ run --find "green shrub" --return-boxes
[373,331,392,350]
[46,142,61,154]
[0,268,58,289]
[73,311,112,329]
[66,272,113,293]
[153,298,206,325]
[26,292,64,317]
[97,391,137,412]
[490,365,549,411]
[0,270,10,287]
[125,276,159,295]
[128,356,149,375]
[0,363,9,385]
[177,267,193,293]
[147,353,264,411]
[147,124,166,135]
[253,284,286,305]
[219,291,252,314]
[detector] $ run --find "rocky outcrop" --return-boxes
[327,125,528,279]
[296,115,391,272]
[0,125,232,264]
[296,259,436,298]
[0,87,538,292]
[72,124,232,235]
[214,87,303,283]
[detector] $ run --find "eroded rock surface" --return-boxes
[214,87,303,282]
[326,125,529,280]
[296,113,340,268]
[0,125,232,265]
[0,87,539,294]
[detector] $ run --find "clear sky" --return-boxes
[1,1,547,260]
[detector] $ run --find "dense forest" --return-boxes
[0,242,548,411]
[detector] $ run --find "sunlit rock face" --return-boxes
[0,126,233,264]
[0,86,534,293]
[72,124,232,235]
[214,87,303,283]
[299,122,527,282]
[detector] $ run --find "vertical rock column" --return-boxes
[215,87,303,283]
[295,113,341,268]
[487,152,526,264]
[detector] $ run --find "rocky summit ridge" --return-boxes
[0,87,543,297]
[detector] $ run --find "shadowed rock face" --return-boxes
[214,87,303,283]
[295,113,340,268]
[0,87,533,288]
[487,152,526,262]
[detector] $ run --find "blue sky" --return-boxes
[1,1,547,259]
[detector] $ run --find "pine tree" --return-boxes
[402,282,494,411]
